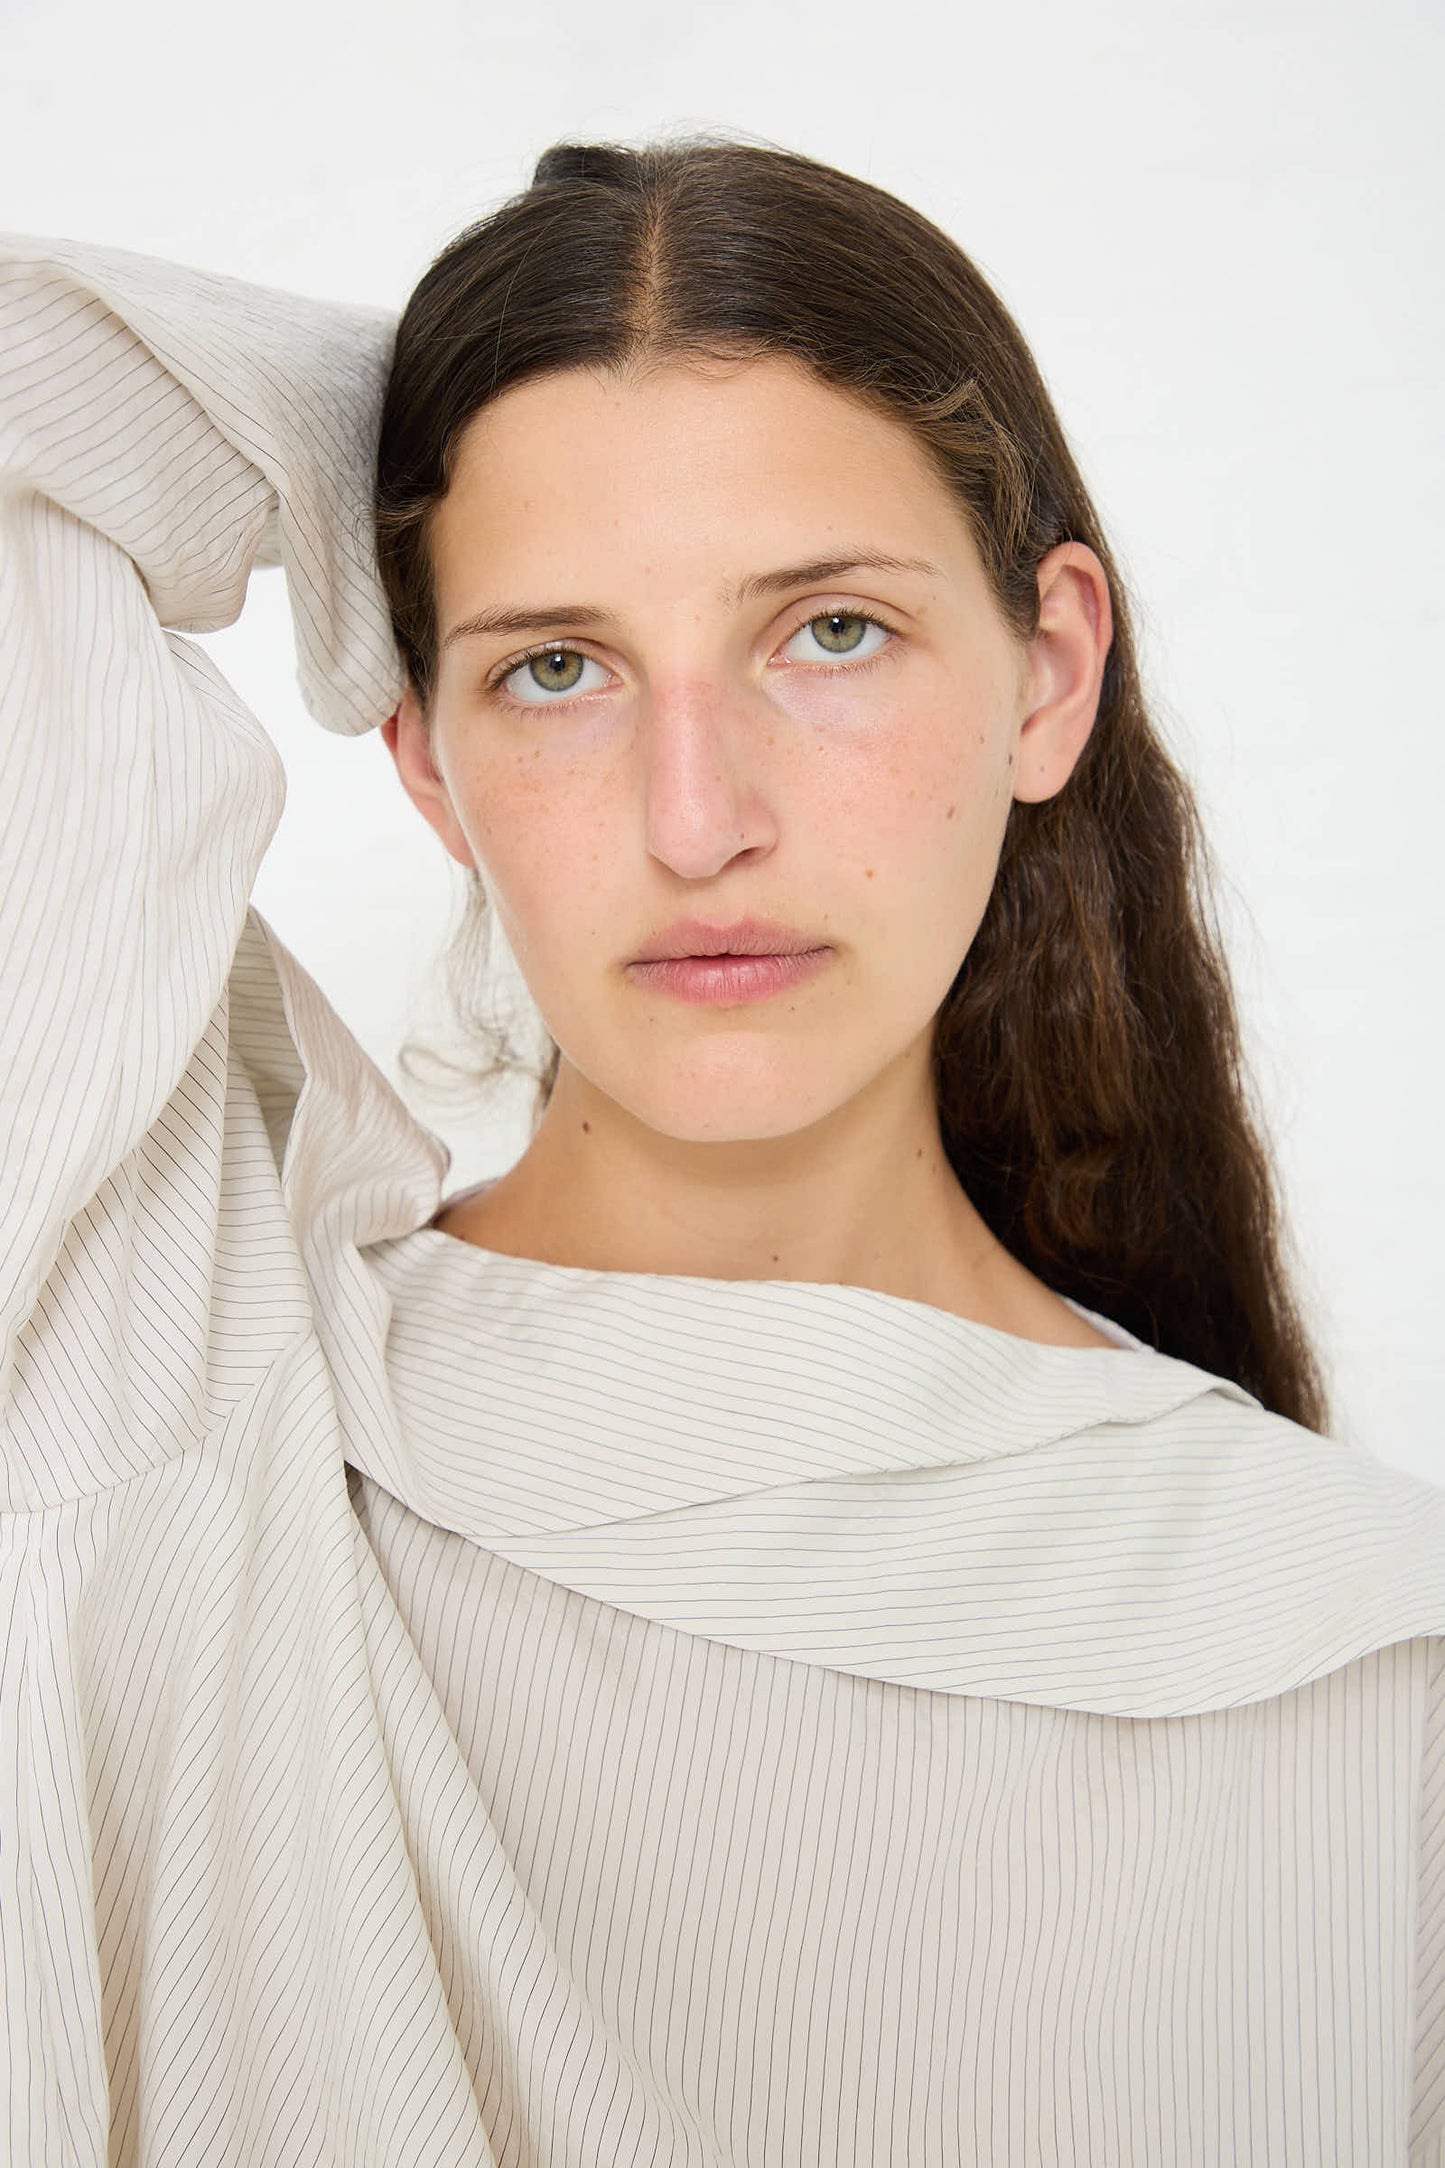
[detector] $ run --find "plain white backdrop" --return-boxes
[3,0,1440,1475]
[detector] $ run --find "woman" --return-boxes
[2,137,1443,2166]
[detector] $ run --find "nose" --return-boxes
[636,679,781,881]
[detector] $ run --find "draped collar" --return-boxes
[354,1214,1445,1721]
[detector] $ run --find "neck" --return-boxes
[433,1053,1115,1348]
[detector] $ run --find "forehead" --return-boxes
[428,354,974,608]
[447,350,925,463]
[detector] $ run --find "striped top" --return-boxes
[4,230,1445,2167]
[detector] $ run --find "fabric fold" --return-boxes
[350,1213,1445,1718]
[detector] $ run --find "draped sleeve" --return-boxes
[0,232,409,1497]
[0,238,487,2168]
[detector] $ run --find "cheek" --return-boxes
[450,750,626,978]
[847,709,1010,884]
[835,724,1013,1010]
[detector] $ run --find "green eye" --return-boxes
[498,646,607,705]
[808,612,870,654]
[526,649,585,691]
[782,611,894,667]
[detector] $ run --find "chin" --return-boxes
[622,1074,851,1147]
[555,1027,871,1144]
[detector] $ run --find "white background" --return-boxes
[3,0,1440,1475]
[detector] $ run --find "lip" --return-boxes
[629,914,823,963]
[625,949,833,1006]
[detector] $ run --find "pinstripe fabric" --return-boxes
[3,231,1445,2165]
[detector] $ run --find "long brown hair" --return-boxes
[372,131,1332,1432]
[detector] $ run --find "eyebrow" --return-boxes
[439,551,942,653]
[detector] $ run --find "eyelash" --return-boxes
[482,606,902,710]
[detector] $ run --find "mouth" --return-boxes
[628,914,826,964]
[624,947,833,1007]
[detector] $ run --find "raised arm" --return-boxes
[0,233,403,1423]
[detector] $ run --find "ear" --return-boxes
[1010,541,1114,805]
[379,681,475,870]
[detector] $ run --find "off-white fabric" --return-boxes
[4,231,1445,2166]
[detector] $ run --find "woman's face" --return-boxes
[386,354,1108,1146]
